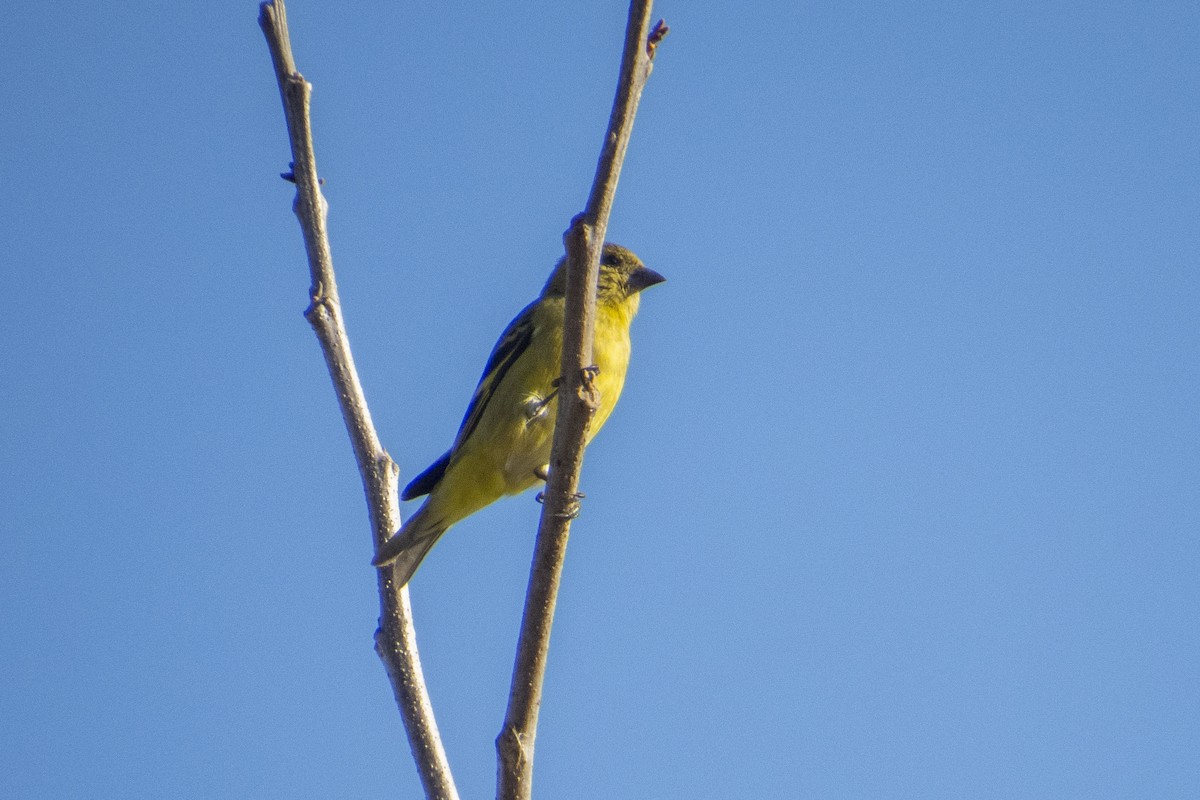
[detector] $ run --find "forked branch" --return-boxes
[258,2,458,798]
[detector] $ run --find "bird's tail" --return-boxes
[372,504,447,587]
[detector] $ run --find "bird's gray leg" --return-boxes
[535,464,586,507]
[524,386,560,424]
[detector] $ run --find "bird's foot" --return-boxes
[548,365,599,391]
[534,489,585,516]
[557,494,585,521]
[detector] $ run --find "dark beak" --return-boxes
[629,266,666,293]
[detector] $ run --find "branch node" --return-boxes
[304,281,334,322]
[283,170,325,186]
[563,216,594,252]
[647,19,669,57]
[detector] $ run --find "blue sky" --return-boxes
[3,1,1197,797]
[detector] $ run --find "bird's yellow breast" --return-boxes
[588,295,637,434]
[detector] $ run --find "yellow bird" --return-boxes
[373,244,664,586]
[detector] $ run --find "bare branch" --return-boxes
[258,2,458,798]
[496,3,667,798]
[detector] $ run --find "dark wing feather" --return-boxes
[452,300,538,451]
[402,450,450,500]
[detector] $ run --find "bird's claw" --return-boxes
[556,500,582,521]
[534,489,585,518]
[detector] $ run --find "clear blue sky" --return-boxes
[3,1,1197,798]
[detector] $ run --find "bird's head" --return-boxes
[543,243,665,306]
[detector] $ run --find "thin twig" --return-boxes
[257,3,458,798]
[496,4,666,799]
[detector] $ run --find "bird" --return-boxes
[373,243,664,586]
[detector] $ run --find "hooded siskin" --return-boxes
[373,243,664,585]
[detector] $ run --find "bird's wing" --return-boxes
[401,450,450,500]
[450,299,538,453]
